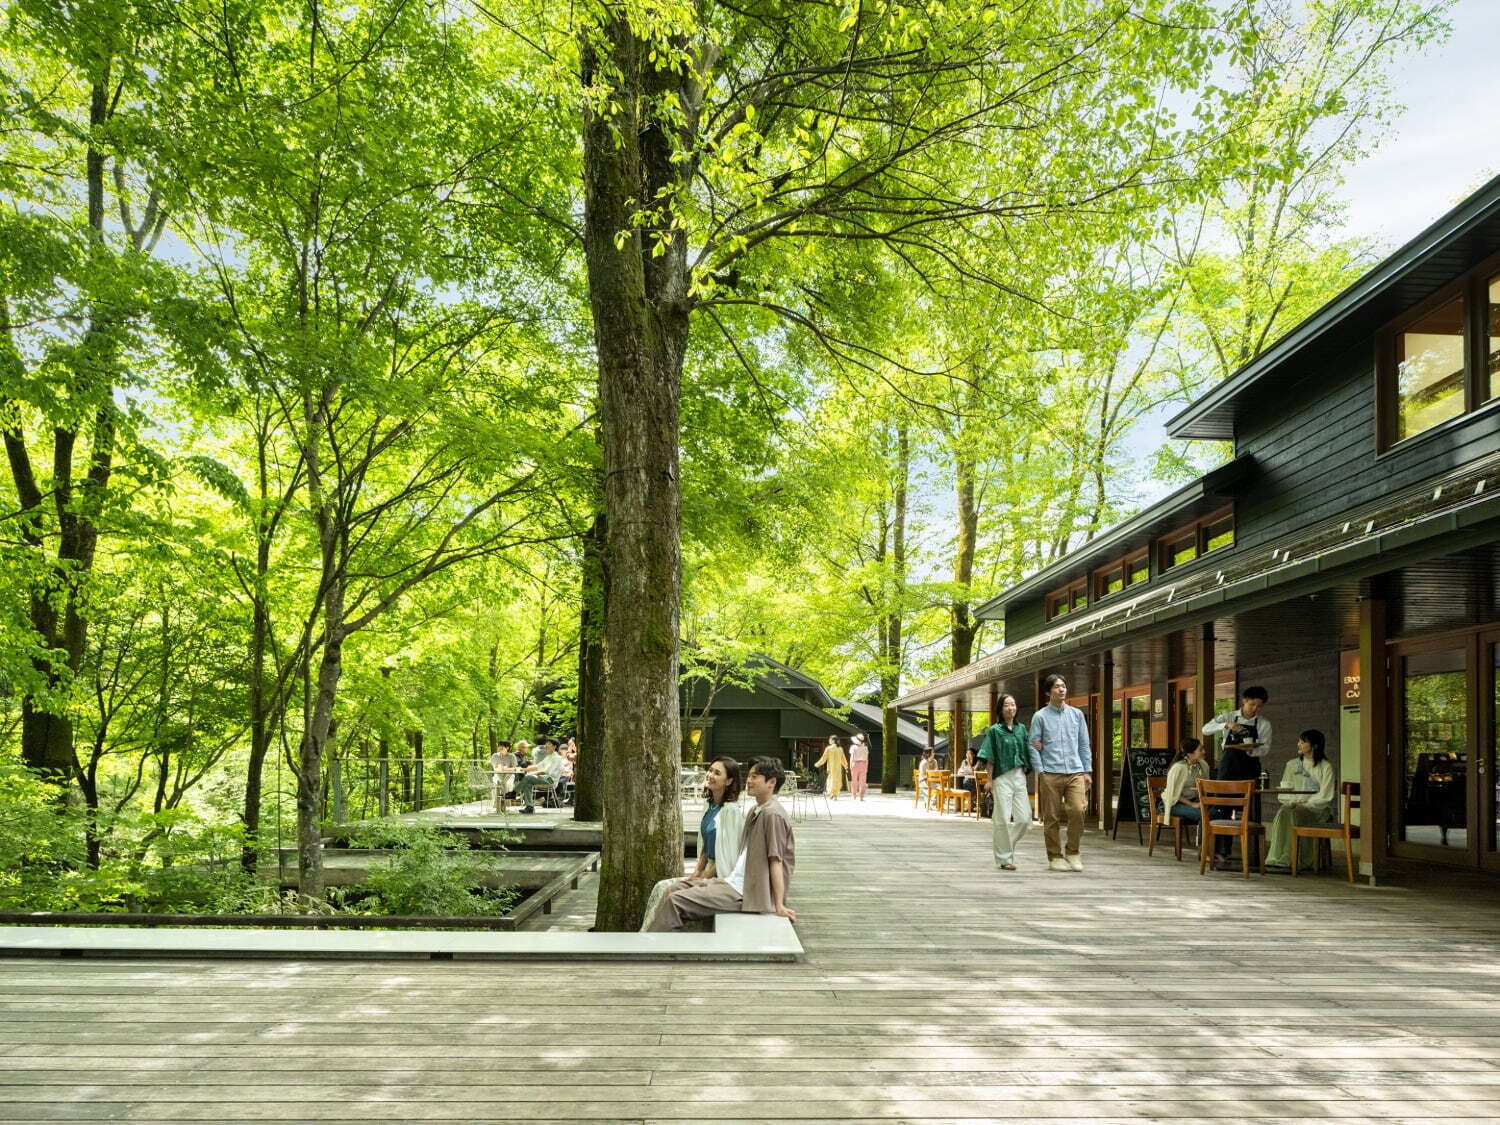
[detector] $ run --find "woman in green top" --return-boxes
[978,694,1032,871]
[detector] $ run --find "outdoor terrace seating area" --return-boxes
[8,792,1500,1122]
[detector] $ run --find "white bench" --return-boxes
[0,912,803,962]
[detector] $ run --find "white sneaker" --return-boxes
[1048,857,1070,872]
[1066,855,1083,872]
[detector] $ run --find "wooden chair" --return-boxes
[974,770,991,819]
[1291,781,1360,883]
[912,768,923,807]
[1147,775,1192,860]
[938,786,973,816]
[926,770,951,812]
[1197,779,1265,878]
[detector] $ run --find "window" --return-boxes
[1395,296,1467,441]
[1158,506,1234,574]
[1379,253,1500,449]
[1045,579,1087,621]
[1093,549,1150,601]
[1488,274,1500,403]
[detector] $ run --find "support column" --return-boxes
[987,683,999,728]
[1099,652,1115,831]
[926,704,935,753]
[1359,598,1388,882]
[950,699,966,770]
[1196,623,1216,767]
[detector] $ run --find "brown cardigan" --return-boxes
[739,796,795,914]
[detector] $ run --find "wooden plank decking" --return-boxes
[3,794,1500,1122]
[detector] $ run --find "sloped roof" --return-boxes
[837,699,933,753]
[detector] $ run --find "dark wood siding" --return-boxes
[1005,598,1048,645]
[1236,341,1500,550]
[710,709,784,765]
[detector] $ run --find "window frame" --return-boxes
[1157,504,1235,575]
[1377,248,1500,452]
[1092,548,1150,603]
[1045,578,1088,622]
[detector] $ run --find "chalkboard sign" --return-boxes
[1112,747,1173,843]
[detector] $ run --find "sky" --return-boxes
[1122,0,1500,505]
[1337,0,1500,247]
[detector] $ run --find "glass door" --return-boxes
[1392,639,1477,863]
[1484,633,1500,870]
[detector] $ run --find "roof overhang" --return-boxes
[899,453,1500,709]
[1167,172,1500,441]
[972,455,1254,621]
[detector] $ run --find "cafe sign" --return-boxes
[1340,650,1361,706]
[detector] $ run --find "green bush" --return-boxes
[340,821,518,917]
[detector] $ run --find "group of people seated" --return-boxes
[1162,683,1339,871]
[488,736,577,813]
[641,754,796,931]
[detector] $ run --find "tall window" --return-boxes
[1395,296,1467,441]
[1488,275,1500,403]
[1379,254,1500,449]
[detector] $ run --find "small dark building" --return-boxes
[898,173,1500,882]
[679,654,862,776]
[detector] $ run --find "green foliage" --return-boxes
[341,822,519,918]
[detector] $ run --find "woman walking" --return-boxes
[815,735,849,799]
[848,733,870,800]
[977,694,1031,871]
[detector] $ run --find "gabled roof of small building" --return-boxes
[836,699,934,753]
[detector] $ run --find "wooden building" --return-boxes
[680,655,861,776]
[897,174,1500,881]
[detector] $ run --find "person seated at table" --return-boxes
[1161,737,1209,825]
[954,748,978,798]
[517,738,566,813]
[916,747,941,801]
[644,757,796,931]
[513,739,532,767]
[640,757,745,928]
[1264,729,1337,872]
[488,740,518,809]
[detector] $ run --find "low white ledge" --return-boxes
[0,912,802,962]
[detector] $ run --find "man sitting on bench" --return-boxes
[517,738,565,813]
[644,756,796,931]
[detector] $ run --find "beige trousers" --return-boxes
[1039,771,1088,859]
[643,877,743,932]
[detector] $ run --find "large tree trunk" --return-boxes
[296,610,342,904]
[950,448,978,671]
[8,75,118,787]
[574,510,606,822]
[880,424,909,794]
[581,17,695,930]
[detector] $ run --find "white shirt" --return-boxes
[725,839,748,895]
[1202,709,1273,759]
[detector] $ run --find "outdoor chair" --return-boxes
[1291,781,1360,883]
[1197,778,1265,878]
[925,770,951,812]
[938,786,972,816]
[1147,775,1193,860]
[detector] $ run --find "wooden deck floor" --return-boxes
[4,793,1500,1122]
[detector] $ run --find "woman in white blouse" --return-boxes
[1161,738,1209,825]
[1264,729,1337,871]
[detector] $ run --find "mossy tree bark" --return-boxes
[581,13,701,930]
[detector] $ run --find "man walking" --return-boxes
[1028,674,1092,872]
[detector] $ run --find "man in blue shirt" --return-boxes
[1029,673,1093,872]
